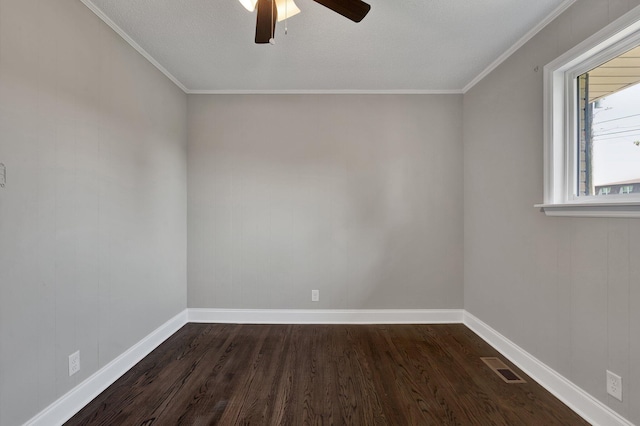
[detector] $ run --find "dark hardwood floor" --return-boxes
[66,324,589,425]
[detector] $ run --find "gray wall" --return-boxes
[0,0,187,424]
[188,94,463,309]
[4,0,638,424]
[464,0,640,423]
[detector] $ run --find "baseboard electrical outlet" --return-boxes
[607,370,622,401]
[25,309,635,426]
[68,351,80,376]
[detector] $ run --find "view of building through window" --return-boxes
[577,45,640,197]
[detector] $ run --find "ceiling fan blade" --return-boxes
[255,0,277,43]
[312,0,370,22]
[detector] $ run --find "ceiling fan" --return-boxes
[238,0,371,44]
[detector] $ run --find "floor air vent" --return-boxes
[481,357,526,383]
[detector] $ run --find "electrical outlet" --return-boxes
[606,370,622,401]
[69,351,80,376]
[311,290,319,302]
[0,163,6,188]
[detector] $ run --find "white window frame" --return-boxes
[538,5,640,218]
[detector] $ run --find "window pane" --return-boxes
[577,45,640,196]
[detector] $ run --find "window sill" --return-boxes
[535,202,640,218]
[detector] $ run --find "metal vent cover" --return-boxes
[481,357,526,384]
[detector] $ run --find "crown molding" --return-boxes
[80,0,189,93]
[462,0,577,93]
[81,0,576,95]
[186,89,463,95]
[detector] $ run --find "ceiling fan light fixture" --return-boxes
[238,0,258,12]
[275,0,300,21]
[254,0,369,44]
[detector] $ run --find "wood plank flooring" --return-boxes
[66,324,589,425]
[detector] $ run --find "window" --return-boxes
[620,185,634,194]
[577,52,640,198]
[540,6,640,217]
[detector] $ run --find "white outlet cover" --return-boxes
[311,290,319,302]
[69,351,80,376]
[606,370,622,401]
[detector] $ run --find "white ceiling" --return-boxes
[83,0,573,93]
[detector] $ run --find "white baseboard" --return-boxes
[24,310,188,426]
[23,308,632,426]
[463,311,633,426]
[187,308,464,324]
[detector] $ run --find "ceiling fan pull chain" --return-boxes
[269,0,275,44]
[285,0,288,35]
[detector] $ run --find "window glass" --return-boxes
[576,45,640,197]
